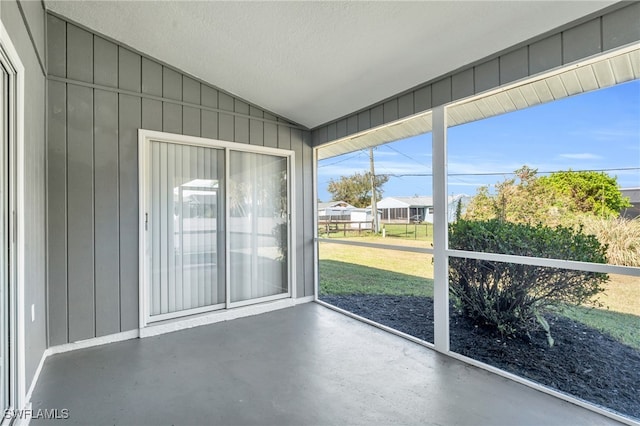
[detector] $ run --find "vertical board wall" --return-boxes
[46,14,314,345]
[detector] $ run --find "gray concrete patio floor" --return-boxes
[30,302,621,425]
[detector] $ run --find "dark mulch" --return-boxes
[320,294,640,421]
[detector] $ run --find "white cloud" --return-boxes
[558,153,603,160]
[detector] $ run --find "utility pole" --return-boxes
[369,147,379,233]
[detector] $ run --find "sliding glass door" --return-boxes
[229,151,288,304]
[140,131,293,325]
[148,141,225,320]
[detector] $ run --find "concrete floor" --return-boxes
[31,302,621,426]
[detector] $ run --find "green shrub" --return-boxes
[448,219,608,345]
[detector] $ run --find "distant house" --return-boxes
[621,188,640,219]
[376,195,471,223]
[317,201,379,230]
[317,201,356,221]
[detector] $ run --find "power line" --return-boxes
[318,150,366,167]
[383,144,429,167]
[386,167,640,178]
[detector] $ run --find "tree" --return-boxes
[465,166,574,227]
[464,166,630,226]
[538,170,631,217]
[326,171,389,208]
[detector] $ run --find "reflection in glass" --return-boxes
[229,151,288,302]
[150,142,224,316]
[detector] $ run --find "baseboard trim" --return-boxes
[46,329,141,356]
[140,296,314,338]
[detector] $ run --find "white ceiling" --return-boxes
[45,1,618,129]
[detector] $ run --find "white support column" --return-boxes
[432,106,449,353]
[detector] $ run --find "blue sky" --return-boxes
[317,79,640,202]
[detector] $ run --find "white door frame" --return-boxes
[0,21,26,416]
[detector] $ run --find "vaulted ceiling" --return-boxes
[45,1,618,129]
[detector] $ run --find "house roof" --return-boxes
[621,188,640,203]
[318,201,354,210]
[44,1,617,129]
[377,194,470,209]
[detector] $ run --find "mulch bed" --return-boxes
[320,294,640,420]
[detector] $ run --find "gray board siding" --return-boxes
[3,0,48,395]
[312,2,640,146]
[46,13,314,345]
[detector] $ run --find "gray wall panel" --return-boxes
[235,116,249,144]
[414,86,431,113]
[250,119,264,146]
[383,99,398,123]
[603,3,640,50]
[336,119,347,138]
[357,111,370,132]
[47,80,68,345]
[94,37,118,88]
[278,125,291,150]
[264,122,278,148]
[219,113,234,141]
[347,116,358,135]
[529,34,562,75]
[370,105,383,128]
[142,58,163,96]
[66,24,93,83]
[118,94,141,332]
[475,59,499,93]
[500,47,529,85]
[47,14,66,77]
[219,92,234,112]
[432,78,451,106]
[327,123,337,141]
[452,69,474,101]
[119,47,141,92]
[142,98,163,131]
[563,19,601,64]
[46,13,315,344]
[398,93,414,119]
[201,85,218,108]
[201,110,219,139]
[163,102,183,134]
[94,90,120,337]
[67,85,95,342]
[183,106,201,137]
[163,67,182,101]
[183,77,201,104]
[249,106,264,145]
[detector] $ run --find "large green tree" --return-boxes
[327,171,389,208]
[538,170,631,217]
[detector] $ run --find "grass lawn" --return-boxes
[319,241,640,349]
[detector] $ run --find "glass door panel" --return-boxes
[149,141,225,318]
[229,151,288,303]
